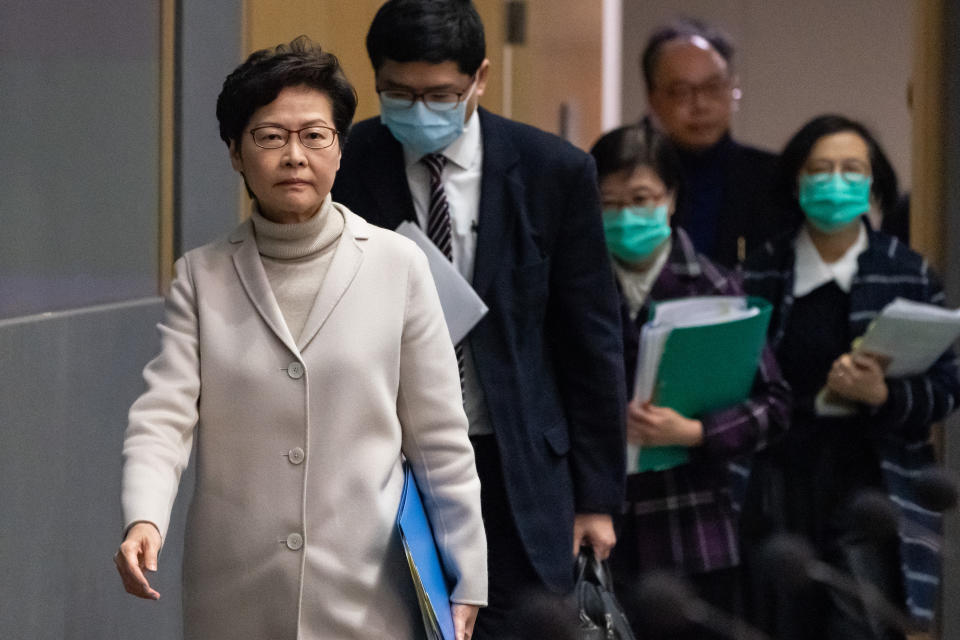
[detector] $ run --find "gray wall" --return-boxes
[0,1,242,637]
[178,0,245,253]
[0,1,160,319]
[0,301,189,639]
[621,0,913,187]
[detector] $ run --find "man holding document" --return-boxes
[332,1,627,637]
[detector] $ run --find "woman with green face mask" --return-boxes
[741,115,960,640]
[589,123,791,638]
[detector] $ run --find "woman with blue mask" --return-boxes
[741,115,960,640]
[590,124,791,639]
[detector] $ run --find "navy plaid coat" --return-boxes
[742,220,960,623]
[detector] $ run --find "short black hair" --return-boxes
[216,35,358,149]
[589,122,684,195]
[366,0,486,75]
[778,114,899,220]
[641,18,734,92]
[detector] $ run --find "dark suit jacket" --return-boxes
[672,135,787,268]
[332,107,627,590]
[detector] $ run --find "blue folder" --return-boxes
[397,463,455,640]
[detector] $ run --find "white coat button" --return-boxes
[287,362,304,379]
[288,447,305,464]
[286,533,304,550]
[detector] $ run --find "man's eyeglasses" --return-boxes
[249,125,339,150]
[658,78,733,105]
[377,78,476,113]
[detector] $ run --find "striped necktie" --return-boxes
[422,153,466,390]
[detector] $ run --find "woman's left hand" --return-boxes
[451,603,479,640]
[826,352,889,406]
[631,402,704,447]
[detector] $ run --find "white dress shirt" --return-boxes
[403,110,482,280]
[402,111,493,436]
[793,223,868,297]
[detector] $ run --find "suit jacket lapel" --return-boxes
[366,121,418,230]
[473,109,522,299]
[297,210,366,351]
[230,221,300,355]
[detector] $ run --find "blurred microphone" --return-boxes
[849,486,952,558]
[849,490,901,540]
[912,466,958,512]
[634,571,770,640]
[760,534,913,634]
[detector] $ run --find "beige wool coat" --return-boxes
[121,205,487,639]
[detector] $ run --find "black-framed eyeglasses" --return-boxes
[376,77,476,113]
[249,125,339,150]
[658,77,733,104]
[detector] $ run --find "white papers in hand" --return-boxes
[632,296,759,402]
[856,297,960,377]
[650,295,759,327]
[395,221,489,344]
[626,324,671,472]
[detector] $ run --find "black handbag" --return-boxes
[575,547,637,640]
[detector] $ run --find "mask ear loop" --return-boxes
[461,74,479,105]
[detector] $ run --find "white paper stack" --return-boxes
[632,296,759,402]
[395,221,489,344]
[856,298,960,377]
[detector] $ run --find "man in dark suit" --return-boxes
[642,19,788,267]
[331,1,626,637]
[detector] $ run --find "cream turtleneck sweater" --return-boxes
[251,195,345,345]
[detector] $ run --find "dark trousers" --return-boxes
[470,435,578,640]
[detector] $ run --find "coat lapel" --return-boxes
[473,109,522,299]
[366,121,418,230]
[297,209,366,351]
[230,221,300,355]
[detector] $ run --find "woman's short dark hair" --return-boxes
[778,114,899,219]
[589,122,684,195]
[366,0,486,75]
[216,36,358,149]
[641,18,734,92]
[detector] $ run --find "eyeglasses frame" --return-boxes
[375,74,478,113]
[248,124,340,150]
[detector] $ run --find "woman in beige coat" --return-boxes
[114,37,487,640]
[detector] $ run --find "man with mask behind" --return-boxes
[642,18,788,267]
[331,1,627,638]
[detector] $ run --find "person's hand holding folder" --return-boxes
[626,399,704,448]
[451,604,479,640]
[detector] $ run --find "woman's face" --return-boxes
[230,85,341,223]
[599,165,675,214]
[800,131,872,182]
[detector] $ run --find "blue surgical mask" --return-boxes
[798,172,872,233]
[379,91,471,157]
[602,204,672,262]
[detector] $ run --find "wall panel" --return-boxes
[0,300,193,639]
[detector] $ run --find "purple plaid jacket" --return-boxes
[616,228,791,575]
